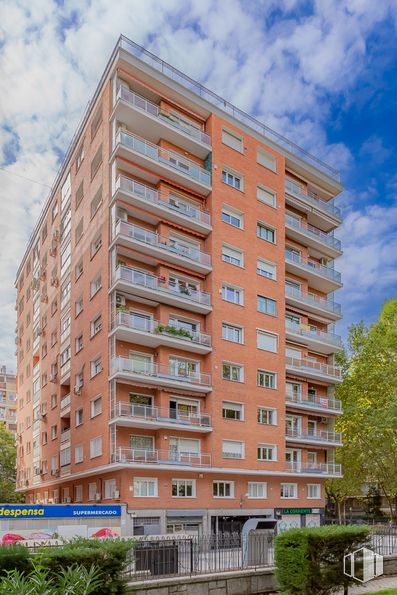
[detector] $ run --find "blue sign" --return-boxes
[0,505,122,519]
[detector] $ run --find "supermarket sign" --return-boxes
[0,505,122,519]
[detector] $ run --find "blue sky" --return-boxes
[1,0,397,369]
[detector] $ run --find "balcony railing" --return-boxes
[112,447,211,467]
[285,320,343,347]
[285,285,342,316]
[114,220,211,267]
[285,427,342,444]
[114,265,211,307]
[285,251,342,284]
[114,311,211,347]
[286,393,342,413]
[117,86,211,146]
[116,129,211,186]
[285,461,342,475]
[60,428,71,444]
[60,394,71,410]
[285,180,341,217]
[113,402,212,428]
[286,356,342,380]
[111,356,211,387]
[285,214,341,251]
[116,176,211,226]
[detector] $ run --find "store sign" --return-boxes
[282,508,313,515]
[0,505,122,519]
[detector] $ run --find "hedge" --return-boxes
[0,544,31,576]
[275,525,370,595]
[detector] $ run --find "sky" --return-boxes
[1,0,397,370]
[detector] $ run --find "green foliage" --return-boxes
[0,424,24,503]
[364,485,385,520]
[275,525,370,595]
[154,324,193,339]
[0,544,31,576]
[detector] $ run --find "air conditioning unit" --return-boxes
[320,257,328,266]
[41,294,48,303]
[116,294,126,306]
[74,385,82,396]
[49,247,57,257]
[117,208,128,221]
[52,229,60,241]
[50,276,59,287]
[36,328,42,336]
[113,490,120,499]
[40,271,46,281]
[95,493,101,501]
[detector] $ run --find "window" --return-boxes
[91,356,102,377]
[91,145,102,179]
[91,186,102,218]
[258,408,277,425]
[222,440,244,459]
[75,218,83,245]
[75,296,83,316]
[222,206,243,229]
[51,394,57,409]
[91,396,102,418]
[75,485,83,502]
[75,408,83,427]
[172,479,196,498]
[222,168,242,190]
[75,259,83,280]
[257,185,276,207]
[223,363,243,382]
[61,172,71,211]
[91,314,102,337]
[307,484,321,499]
[134,478,158,497]
[257,259,276,280]
[91,234,102,257]
[90,436,102,458]
[74,444,83,463]
[60,242,71,276]
[258,444,277,461]
[222,245,243,267]
[76,143,84,170]
[257,330,278,352]
[257,222,276,243]
[258,370,276,388]
[104,479,117,499]
[222,284,243,305]
[75,181,84,208]
[60,448,71,467]
[248,482,267,499]
[60,278,71,310]
[222,401,243,420]
[222,323,243,344]
[52,201,59,222]
[257,295,277,316]
[222,128,243,152]
[91,105,102,138]
[75,334,83,353]
[90,273,102,297]
[281,483,298,498]
[88,483,97,501]
[257,148,277,172]
[213,481,234,498]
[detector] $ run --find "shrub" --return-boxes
[275,525,370,595]
[0,544,31,576]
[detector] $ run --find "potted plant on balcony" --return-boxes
[154,324,193,340]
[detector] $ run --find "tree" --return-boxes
[330,300,397,520]
[363,484,384,520]
[0,424,23,503]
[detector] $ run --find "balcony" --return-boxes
[110,356,212,394]
[285,321,343,355]
[113,129,212,196]
[112,447,211,468]
[111,402,212,433]
[112,266,211,314]
[286,393,342,415]
[60,359,71,385]
[285,285,342,321]
[113,86,211,158]
[111,312,212,355]
[114,176,211,235]
[285,180,341,232]
[113,220,211,275]
[285,461,342,477]
[285,356,342,384]
[285,214,342,259]
[60,464,71,477]
[285,428,342,446]
[60,394,71,417]
[60,428,71,445]
[285,251,342,293]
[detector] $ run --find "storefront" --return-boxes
[274,507,324,532]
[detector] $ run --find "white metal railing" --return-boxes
[60,428,71,443]
[286,393,342,412]
[285,214,341,250]
[114,311,211,347]
[113,402,212,428]
[285,427,342,444]
[285,356,342,379]
[116,129,211,186]
[60,394,71,410]
[285,285,342,315]
[60,359,71,378]
[285,251,342,283]
[285,179,341,217]
[116,176,211,226]
[117,86,211,146]
[111,356,211,386]
[285,461,342,475]
[114,265,211,306]
[112,447,211,467]
[114,220,211,267]
[285,320,342,347]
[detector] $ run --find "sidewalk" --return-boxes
[347,574,397,593]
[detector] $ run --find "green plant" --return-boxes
[116,304,128,314]
[275,525,370,595]
[0,544,31,576]
[154,324,193,340]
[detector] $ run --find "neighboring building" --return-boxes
[0,366,17,435]
[14,36,343,534]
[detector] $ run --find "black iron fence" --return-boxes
[371,527,397,556]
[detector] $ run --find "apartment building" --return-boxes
[15,36,343,535]
[0,366,17,435]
